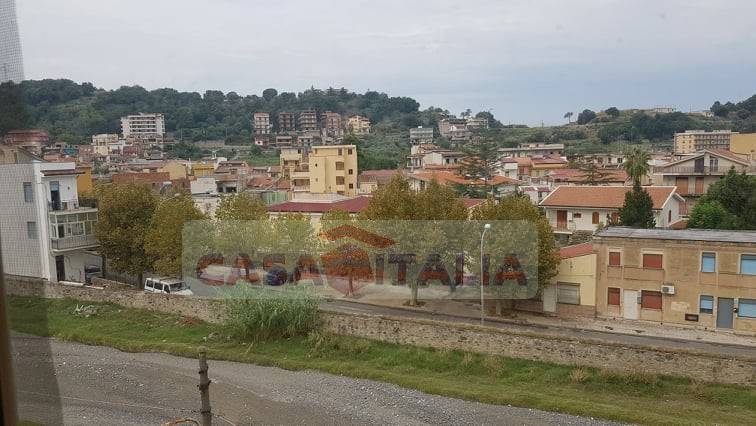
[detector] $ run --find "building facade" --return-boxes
[498,143,565,158]
[253,112,272,135]
[347,116,371,135]
[730,133,756,160]
[674,130,735,154]
[320,111,343,137]
[298,110,319,132]
[277,112,296,132]
[2,129,51,155]
[0,156,100,283]
[120,113,166,147]
[409,127,434,145]
[91,133,119,156]
[594,228,756,332]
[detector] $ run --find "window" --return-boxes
[641,290,663,309]
[573,213,582,219]
[741,255,756,275]
[338,148,343,155]
[642,253,663,269]
[348,149,353,155]
[699,295,713,314]
[348,169,353,175]
[701,252,716,273]
[23,182,33,202]
[348,183,354,189]
[607,287,621,306]
[26,221,37,239]
[739,299,756,318]
[557,283,580,305]
[608,251,621,267]
[592,212,599,224]
[668,210,671,223]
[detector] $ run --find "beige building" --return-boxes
[540,243,597,318]
[674,130,735,154]
[159,160,189,180]
[253,112,271,135]
[347,116,371,135]
[298,110,319,132]
[730,133,756,160]
[121,113,165,141]
[594,228,756,333]
[279,145,358,196]
[91,134,119,156]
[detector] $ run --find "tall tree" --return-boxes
[563,111,573,123]
[95,184,156,288]
[605,107,620,118]
[145,192,206,277]
[622,146,650,186]
[688,169,756,230]
[470,196,560,312]
[577,109,597,125]
[576,161,613,185]
[215,192,268,221]
[360,176,417,219]
[460,138,500,197]
[618,186,656,228]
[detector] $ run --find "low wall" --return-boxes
[5,275,756,385]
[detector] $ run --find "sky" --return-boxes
[16,0,756,125]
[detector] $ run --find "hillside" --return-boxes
[1,79,754,166]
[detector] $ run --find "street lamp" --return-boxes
[480,223,491,325]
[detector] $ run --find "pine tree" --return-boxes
[618,185,656,228]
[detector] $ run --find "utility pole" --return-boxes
[198,347,212,426]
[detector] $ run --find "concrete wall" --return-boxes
[5,276,755,385]
[0,164,43,278]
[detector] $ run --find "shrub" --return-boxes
[224,285,320,340]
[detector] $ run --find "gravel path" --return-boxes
[13,334,622,425]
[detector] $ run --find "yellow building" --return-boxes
[541,243,596,317]
[159,160,188,180]
[75,164,93,196]
[730,133,756,159]
[192,162,215,178]
[674,130,734,154]
[279,145,359,196]
[347,116,371,135]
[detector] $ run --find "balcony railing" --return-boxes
[50,234,98,251]
[655,165,755,174]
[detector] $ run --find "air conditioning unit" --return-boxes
[661,284,675,295]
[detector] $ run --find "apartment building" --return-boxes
[121,113,166,139]
[674,130,735,154]
[406,144,465,171]
[409,127,434,145]
[0,149,100,283]
[253,112,272,135]
[594,228,756,332]
[652,150,753,208]
[279,145,358,196]
[277,112,296,132]
[540,186,683,232]
[298,110,319,132]
[347,115,371,135]
[730,133,756,159]
[498,143,564,158]
[320,111,343,137]
[91,133,119,156]
[2,129,50,155]
[437,118,468,138]
[465,116,489,130]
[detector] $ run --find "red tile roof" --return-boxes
[268,196,372,214]
[559,243,594,259]
[460,198,486,209]
[411,171,521,186]
[540,186,678,210]
[548,168,629,183]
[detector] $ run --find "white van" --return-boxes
[144,277,193,296]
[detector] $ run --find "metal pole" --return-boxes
[198,347,212,426]
[480,223,491,325]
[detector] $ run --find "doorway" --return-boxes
[55,255,65,282]
[556,210,567,229]
[622,290,639,319]
[716,297,734,329]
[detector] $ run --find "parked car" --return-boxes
[144,277,193,296]
[84,265,102,285]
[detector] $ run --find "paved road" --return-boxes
[321,300,756,358]
[13,335,620,425]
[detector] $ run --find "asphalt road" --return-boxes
[320,300,756,358]
[13,335,620,426]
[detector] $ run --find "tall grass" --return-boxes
[223,285,320,340]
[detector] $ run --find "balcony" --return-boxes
[292,185,311,192]
[50,234,98,251]
[654,165,755,175]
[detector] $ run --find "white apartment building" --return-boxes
[498,143,565,158]
[121,113,166,144]
[253,112,272,135]
[409,126,434,145]
[0,148,100,283]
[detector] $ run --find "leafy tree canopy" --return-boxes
[215,192,268,221]
[688,169,756,230]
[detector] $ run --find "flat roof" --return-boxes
[595,227,756,244]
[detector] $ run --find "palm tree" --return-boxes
[622,146,651,187]
[563,112,573,123]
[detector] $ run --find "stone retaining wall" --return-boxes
[5,275,756,385]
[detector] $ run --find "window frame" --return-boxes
[607,287,621,306]
[740,254,756,276]
[700,252,716,273]
[641,290,663,310]
[26,221,38,240]
[608,249,622,267]
[642,251,664,269]
[738,298,756,318]
[556,282,580,305]
[699,295,714,314]
[23,182,33,202]
[592,211,600,224]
